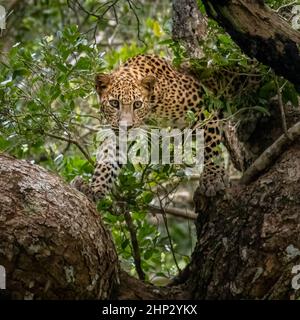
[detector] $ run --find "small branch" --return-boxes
[70,121,100,132]
[67,0,120,42]
[276,79,293,140]
[45,132,94,166]
[123,210,146,281]
[149,205,197,221]
[157,198,181,274]
[70,0,119,19]
[126,0,145,45]
[74,113,103,122]
[275,1,298,12]
[240,121,300,185]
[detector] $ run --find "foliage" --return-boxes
[0,0,299,282]
[1,25,102,163]
[0,0,191,282]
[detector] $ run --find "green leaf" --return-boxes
[252,106,270,116]
[186,110,197,124]
[144,249,154,260]
[282,84,299,106]
[75,56,91,70]
[12,68,29,78]
[259,80,276,99]
[50,85,61,100]
[56,62,69,73]
[121,239,130,250]
[158,39,174,45]
[142,191,154,204]
[218,34,232,45]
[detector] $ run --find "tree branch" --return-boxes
[149,205,197,220]
[202,0,300,92]
[0,154,118,299]
[172,0,207,58]
[45,132,94,166]
[123,209,145,281]
[275,78,293,140]
[240,120,300,184]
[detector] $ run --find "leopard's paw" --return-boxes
[70,176,86,191]
[198,172,228,197]
[70,176,94,200]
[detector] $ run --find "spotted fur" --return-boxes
[72,55,233,200]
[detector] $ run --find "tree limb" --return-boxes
[192,142,300,299]
[172,0,207,58]
[149,205,197,220]
[240,120,300,184]
[202,0,300,92]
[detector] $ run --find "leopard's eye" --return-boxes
[109,100,119,108]
[133,101,143,109]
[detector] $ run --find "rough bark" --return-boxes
[202,0,300,93]
[0,154,119,299]
[0,0,26,52]
[191,142,300,299]
[172,0,207,59]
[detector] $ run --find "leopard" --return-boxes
[71,54,261,202]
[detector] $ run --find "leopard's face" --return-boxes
[95,72,156,129]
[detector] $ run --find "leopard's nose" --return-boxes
[119,112,133,129]
[119,122,133,130]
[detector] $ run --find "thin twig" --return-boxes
[157,197,181,273]
[275,1,298,12]
[275,78,293,140]
[126,0,146,46]
[45,132,94,166]
[74,113,103,122]
[70,121,100,132]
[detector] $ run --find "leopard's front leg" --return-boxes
[71,135,121,202]
[197,113,228,197]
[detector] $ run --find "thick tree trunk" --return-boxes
[191,143,300,299]
[0,154,119,299]
[202,0,300,92]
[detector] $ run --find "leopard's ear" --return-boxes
[95,74,111,96]
[141,75,156,93]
